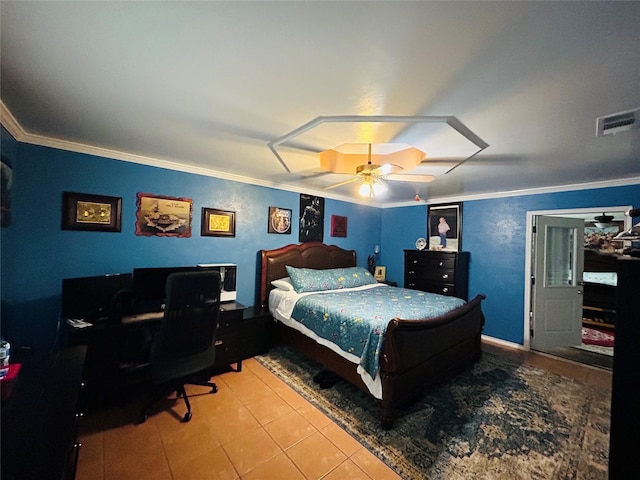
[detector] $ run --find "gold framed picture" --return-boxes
[62,191,122,232]
[201,208,236,237]
[135,192,193,237]
[374,266,386,281]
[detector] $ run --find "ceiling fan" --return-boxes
[321,143,435,197]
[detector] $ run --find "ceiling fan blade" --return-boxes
[386,174,435,183]
[372,163,403,175]
[324,177,361,190]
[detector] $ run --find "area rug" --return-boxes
[257,345,611,480]
[582,326,615,348]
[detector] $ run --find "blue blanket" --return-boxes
[290,286,465,378]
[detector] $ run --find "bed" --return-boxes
[260,242,486,429]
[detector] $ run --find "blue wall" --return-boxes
[0,129,380,350]
[2,127,638,350]
[464,187,639,343]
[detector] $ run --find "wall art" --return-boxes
[62,191,122,232]
[135,192,192,237]
[201,207,236,237]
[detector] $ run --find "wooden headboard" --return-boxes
[259,242,357,307]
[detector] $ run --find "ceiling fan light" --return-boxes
[359,182,373,197]
[372,180,387,196]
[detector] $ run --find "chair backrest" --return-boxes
[152,271,221,362]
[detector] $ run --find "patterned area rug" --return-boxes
[582,326,615,348]
[257,345,610,480]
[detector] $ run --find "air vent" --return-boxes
[596,107,640,136]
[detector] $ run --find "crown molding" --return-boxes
[2,100,636,209]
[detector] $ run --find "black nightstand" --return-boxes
[241,306,274,360]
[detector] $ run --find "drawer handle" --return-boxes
[409,270,415,274]
[442,287,449,293]
[408,283,415,287]
[439,261,444,266]
[413,260,418,264]
[214,340,223,346]
[441,273,449,279]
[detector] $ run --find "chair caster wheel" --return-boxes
[182,411,192,422]
[210,384,218,394]
[137,413,148,424]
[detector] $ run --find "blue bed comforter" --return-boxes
[290,285,465,378]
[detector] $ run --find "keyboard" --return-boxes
[121,311,164,324]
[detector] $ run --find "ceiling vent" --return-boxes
[596,107,640,137]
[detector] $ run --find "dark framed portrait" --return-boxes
[135,192,192,237]
[330,214,347,237]
[299,194,324,242]
[268,206,292,234]
[428,202,462,251]
[62,191,122,232]
[201,208,236,237]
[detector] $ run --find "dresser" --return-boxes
[608,255,640,478]
[1,346,87,480]
[404,250,470,300]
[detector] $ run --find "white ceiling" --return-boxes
[1,1,639,205]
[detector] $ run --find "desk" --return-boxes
[65,302,247,409]
[1,346,87,480]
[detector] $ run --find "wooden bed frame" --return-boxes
[260,242,485,429]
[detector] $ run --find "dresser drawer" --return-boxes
[406,253,456,270]
[406,267,456,283]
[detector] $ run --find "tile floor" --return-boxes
[76,342,612,480]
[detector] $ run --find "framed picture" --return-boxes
[299,194,324,242]
[330,215,348,237]
[268,206,292,234]
[62,191,122,232]
[428,202,462,251]
[201,207,236,237]
[374,266,386,281]
[135,192,192,237]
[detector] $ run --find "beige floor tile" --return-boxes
[170,445,239,480]
[263,409,317,450]
[323,459,372,480]
[351,447,401,480]
[244,390,295,425]
[321,421,362,457]
[286,430,347,479]
[240,452,305,480]
[209,403,262,445]
[223,427,282,476]
[296,403,332,429]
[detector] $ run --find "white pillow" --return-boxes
[271,277,294,291]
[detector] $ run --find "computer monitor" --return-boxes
[62,273,132,322]
[131,266,197,313]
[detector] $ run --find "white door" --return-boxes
[531,215,584,350]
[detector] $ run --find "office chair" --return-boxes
[138,271,221,423]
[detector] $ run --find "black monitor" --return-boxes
[62,273,132,322]
[131,266,198,313]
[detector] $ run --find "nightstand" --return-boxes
[241,306,274,360]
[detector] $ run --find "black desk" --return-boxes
[1,346,87,480]
[65,302,247,409]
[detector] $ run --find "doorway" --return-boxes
[525,206,631,369]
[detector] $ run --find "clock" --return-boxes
[415,237,427,250]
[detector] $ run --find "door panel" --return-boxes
[531,215,584,350]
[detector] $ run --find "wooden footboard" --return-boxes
[260,243,486,429]
[379,294,485,428]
